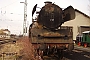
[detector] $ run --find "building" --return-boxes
[62,9,90,40]
[0,29,10,39]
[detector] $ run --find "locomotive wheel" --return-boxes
[68,43,74,52]
[78,42,81,46]
[84,43,87,48]
[42,49,64,60]
[58,50,63,60]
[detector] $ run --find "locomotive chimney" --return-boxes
[44,1,52,5]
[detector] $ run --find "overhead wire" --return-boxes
[0,0,21,16]
[0,0,23,28]
[0,0,19,10]
[0,0,24,21]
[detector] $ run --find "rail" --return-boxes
[0,38,17,45]
[0,52,17,60]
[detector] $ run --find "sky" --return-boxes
[0,0,90,35]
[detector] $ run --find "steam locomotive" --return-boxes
[29,1,75,59]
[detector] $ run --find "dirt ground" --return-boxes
[16,36,36,60]
[0,36,42,60]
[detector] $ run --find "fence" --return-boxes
[0,52,17,60]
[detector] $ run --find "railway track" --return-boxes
[74,45,90,52]
[42,55,69,60]
[0,37,21,60]
[43,56,59,60]
[41,45,90,60]
[0,38,18,45]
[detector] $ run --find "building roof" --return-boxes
[3,29,10,32]
[82,31,90,33]
[75,9,90,19]
[0,29,10,35]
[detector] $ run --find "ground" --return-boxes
[0,36,39,60]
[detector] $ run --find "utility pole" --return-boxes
[20,0,27,36]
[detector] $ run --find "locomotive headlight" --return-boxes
[50,19,54,21]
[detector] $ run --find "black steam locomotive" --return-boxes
[30,1,75,59]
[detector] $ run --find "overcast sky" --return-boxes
[0,0,89,35]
